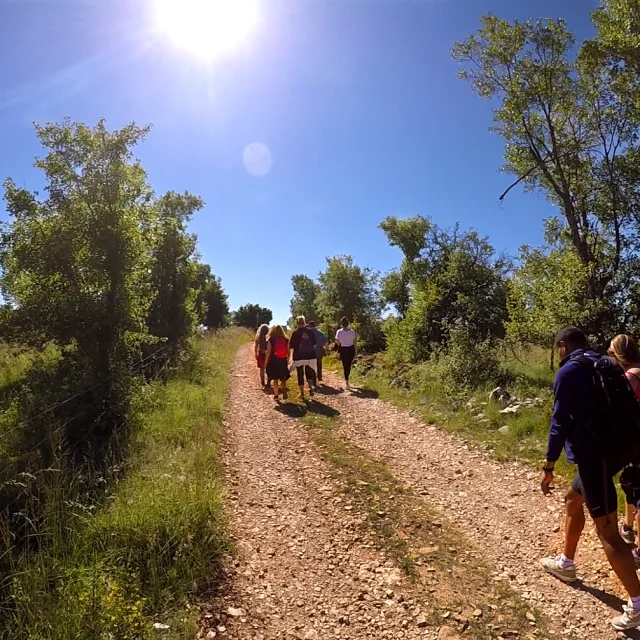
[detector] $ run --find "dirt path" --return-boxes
[318,368,638,640]
[206,345,441,640]
[208,346,640,640]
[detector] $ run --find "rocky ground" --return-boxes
[203,345,640,640]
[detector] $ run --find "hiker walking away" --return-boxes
[264,325,290,402]
[307,321,327,385]
[540,327,640,631]
[336,317,356,390]
[289,316,317,400]
[254,324,270,387]
[608,334,640,548]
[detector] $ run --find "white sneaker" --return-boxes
[612,603,640,631]
[539,556,577,583]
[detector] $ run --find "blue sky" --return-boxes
[0,0,598,324]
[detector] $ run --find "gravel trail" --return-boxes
[205,345,441,640]
[319,368,640,640]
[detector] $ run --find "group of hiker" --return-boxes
[253,316,357,402]
[541,327,640,631]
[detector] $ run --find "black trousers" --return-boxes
[339,346,356,381]
[296,365,315,387]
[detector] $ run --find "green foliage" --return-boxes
[1,329,248,639]
[233,303,272,329]
[408,327,502,395]
[194,263,229,330]
[379,269,411,318]
[0,119,233,637]
[590,1,640,79]
[316,255,380,324]
[147,191,203,351]
[507,222,602,348]
[290,274,321,323]
[381,216,508,364]
[1,119,158,466]
[453,12,640,339]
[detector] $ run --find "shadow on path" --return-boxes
[314,384,343,396]
[275,399,340,419]
[350,387,379,400]
[569,581,640,637]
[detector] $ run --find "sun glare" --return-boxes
[155,0,260,60]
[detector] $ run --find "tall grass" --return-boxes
[0,328,249,640]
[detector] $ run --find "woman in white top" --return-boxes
[335,317,357,389]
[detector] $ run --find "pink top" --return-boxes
[626,369,640,400]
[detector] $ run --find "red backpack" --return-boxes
[273,337,289,359]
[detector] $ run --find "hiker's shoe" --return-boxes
[309,387,315,398]
[540,556,577,583]
[622,525,636,545]
[612,604,640,631]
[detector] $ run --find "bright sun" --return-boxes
[155,0,260,60]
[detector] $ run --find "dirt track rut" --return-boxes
[206,345,640,640]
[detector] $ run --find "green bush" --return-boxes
[0,329,249,639]
[406,328,502,395]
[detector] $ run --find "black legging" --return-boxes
[296,365,315,387]
[339,346,356,382]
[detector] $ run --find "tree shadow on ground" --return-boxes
[570,581,640,637]
[275,399,340,419]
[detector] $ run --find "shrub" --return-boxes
[408,328,502,395]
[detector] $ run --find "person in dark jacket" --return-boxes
[540,327,640,631]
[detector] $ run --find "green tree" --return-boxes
[380,216,508,363]
[453,13,640,339]
[589,0,640,77]
[379,216,432,318]
[507,221,599,349]
[195,264,229,330]
[147,191,203,353]
[290,274,321,323]
[1,119,156,462]
[316,255,380,330]
[233,304,272,329]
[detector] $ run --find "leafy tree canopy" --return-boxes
[233,304,272,329]
[290,274,321,324]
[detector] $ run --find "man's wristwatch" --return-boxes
[542,465,554,473]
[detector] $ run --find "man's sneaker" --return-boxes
[622,525,636,545]
[540,556,577,583]
[612,604,640,631]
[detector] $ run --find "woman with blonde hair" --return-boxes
[264,325,290,402]
[608,334,640,545]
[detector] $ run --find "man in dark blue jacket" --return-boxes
[540,327,640,631]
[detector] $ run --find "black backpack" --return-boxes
[297,329,316,360]
[574,354,640,468]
